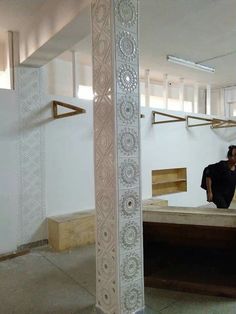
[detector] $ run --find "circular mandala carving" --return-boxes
[118,96,137,124]
[118,64,137,92]
[120,159,139,187]
[119,128,138,155]
[116,0,137,28]
[123,285,142,311]
[120,190,139,216]
[118,31,137,62]
[95,4,107,24]
[121,222,140,249]
[122,253,141,280]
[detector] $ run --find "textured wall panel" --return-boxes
[17,66,46,245]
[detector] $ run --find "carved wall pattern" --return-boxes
[92,0,117,313]
[115,0,144,312]
[17,67,45,245]
[92,0,144,313]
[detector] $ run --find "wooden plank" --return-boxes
[48,211,95,251]
[152,168,187,196]
[0,249,30,262]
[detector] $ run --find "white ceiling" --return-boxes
[1,0,236,88]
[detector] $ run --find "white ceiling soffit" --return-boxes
[0,0,236,87]
[0,0,47,32]
[72,0,236,88]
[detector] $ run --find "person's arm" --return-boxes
[206,176,213,202]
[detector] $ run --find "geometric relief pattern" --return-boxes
[92,0,144,313]
[92,0,118,313]
[115,0,144,312]
[119,158,139,188]
[118,95,138,125]
[119,188,140,217]
[17,66,45,245]
[118,127,138,156]
[121,282,143,314]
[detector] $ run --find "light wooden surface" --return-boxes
[48,210,95,251]
[152,168,187,196]
[142,198,168,207]
[143,205,236,228]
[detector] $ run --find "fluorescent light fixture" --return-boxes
[167,55,215,73]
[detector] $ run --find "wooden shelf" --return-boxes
[152,168,187,196]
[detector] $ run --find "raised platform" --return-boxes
[143,205,236,228]
[143,205,236,298]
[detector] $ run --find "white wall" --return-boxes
[44,95,94,217]
[0,89,18,253]
[141,107,234,206]
[44,58,92,98]
[1,62,236,254]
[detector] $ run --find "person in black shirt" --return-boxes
[206,145,236,208]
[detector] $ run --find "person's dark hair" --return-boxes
[227,145,236,158]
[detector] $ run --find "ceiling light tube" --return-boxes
[167,55,215,73]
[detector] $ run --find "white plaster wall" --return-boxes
[0,89,18,253]
[44,95,94,217]
[44,58,92,97]
[141,107,232,207]
[44,59,73,97]
[1,65,236,254]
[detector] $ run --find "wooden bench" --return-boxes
[47,198,167,251]
[48,210,95,251]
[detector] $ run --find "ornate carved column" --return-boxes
[91,0,144,313]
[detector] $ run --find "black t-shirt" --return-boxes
[206,160,236,202]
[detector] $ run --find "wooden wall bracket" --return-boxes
[186,115,213,128]
[152,110,186,125]
[211,118,236,129]
[52,100,86,119]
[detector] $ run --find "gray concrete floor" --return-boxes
[0,244,236,314]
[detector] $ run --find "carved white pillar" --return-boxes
[194,83,199,113]
[72,51,79,98]
[91,0,144,313]
[206,84,211,115]
[179,78,184,111]
[145,69,150,107]
[163,73,168,109]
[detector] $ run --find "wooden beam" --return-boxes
[52,100,86,119]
